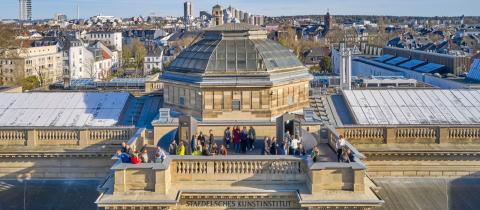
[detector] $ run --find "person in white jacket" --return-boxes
[336,135,346,162]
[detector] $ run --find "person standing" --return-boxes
[223,127,232,149]
[263,137,271,155]
[336,135,346,162]
[191,133,198,154]
[208,129,215,151]
[270,137,278,155]
[168,141,177,155]
[233,126,241,153]
[240,127,248,153]
[282,137,289,155]
[247,126,256,151]
[197,132,206,147]
[290,135,300,156]
[177,141,186,156]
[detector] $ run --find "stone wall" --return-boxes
[111,156,364,195]
[335,126,480,177]
[0,156,115,179]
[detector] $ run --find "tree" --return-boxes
[84,58,98,80]
[319,57,332,73]
[20,75,40,91]
[121,46,132,68]
[151,67,161,75]
[131,39,146,73]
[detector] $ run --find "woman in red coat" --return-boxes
[130,150,141,164]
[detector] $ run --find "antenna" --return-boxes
[76,4,80,19]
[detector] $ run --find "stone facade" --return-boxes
[164,80,310,121]
[0,45,63,85]
[97,156,380,210]
[333,125,480,177]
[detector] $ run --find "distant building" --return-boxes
[212,5,224,26]
[0,43,62,85]
[53,13,67,22]
[143,48,164,76]
[183,1,193,23]
[383,46,471,75]
[199,11,211,22]
[18,0,32,21]
[303,47,331,67]
[324,11,332,32]
[85,31,122,51]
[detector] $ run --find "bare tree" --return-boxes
[84,58,98,80]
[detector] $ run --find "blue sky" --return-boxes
[1,0,478,20]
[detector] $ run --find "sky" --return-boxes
[1,0,479,20]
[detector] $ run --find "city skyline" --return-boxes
[1,0,479,20]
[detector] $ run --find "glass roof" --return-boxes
[167,37,303,74]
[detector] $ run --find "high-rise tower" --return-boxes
[184,1,193,23]
[19,0,32,21]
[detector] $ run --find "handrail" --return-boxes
[324,124,366,160]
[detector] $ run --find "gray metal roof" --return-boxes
[344,89,480,125]
[0,92,130,127]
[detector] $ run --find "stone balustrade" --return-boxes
[335,125,480,145]
[0,127,136,147]
[111,156,366,196]
[0,130,27,145]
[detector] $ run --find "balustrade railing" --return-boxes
[0,127,135,147]
[0,130,27,145]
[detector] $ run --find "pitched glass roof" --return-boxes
[373,54,395,62]
[398,59,427,69]
[167,26,304,74]
[467,59,480,81]
[414,63,445,73]
[386,57,410,66]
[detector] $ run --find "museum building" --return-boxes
[161,23,313,121]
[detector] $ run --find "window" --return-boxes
[287,96,294,105]
[179,96,185,106]
[232,100,241,111]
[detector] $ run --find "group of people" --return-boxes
[223,126,257,153]
[261,132,306,156]
[336,135,355,163]
[116,128,356,164]
[116,142,167,164]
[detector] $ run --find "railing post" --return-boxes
[207,160,214,174]
[26,129,37,146]
[385,127,395,144]
[78,129,89,147]
[438,127,448,144]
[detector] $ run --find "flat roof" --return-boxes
[343,89,480,125]
[0,92,131,127]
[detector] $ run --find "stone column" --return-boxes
[155,167,171,194]
[113,169,126,194]
[353,169,365,193]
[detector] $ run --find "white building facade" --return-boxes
[85,31,123,51]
